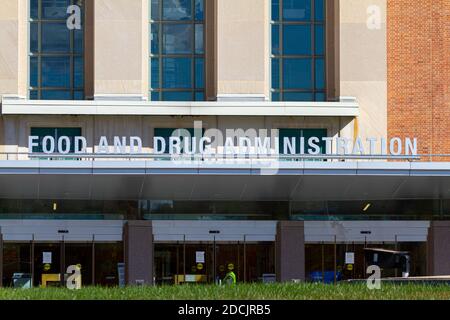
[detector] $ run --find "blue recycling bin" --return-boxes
[309,271,342,284]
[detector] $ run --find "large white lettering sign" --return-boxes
[28,133,418,157]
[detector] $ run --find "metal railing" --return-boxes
[0,152,434,162]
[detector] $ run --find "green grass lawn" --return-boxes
[1,283,450,300]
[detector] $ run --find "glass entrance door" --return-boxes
[3,243,32,287]
[154,241,276,285]
[306,242,428,282]
[2,241,123,288]
[65,243,93,286]
[33,243,62,287]
[154,243,214,285]
[215,243,240,284]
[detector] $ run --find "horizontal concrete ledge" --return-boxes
[0,160,449,176]
[1,98,360,117]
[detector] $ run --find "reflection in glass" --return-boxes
[42,22,70,52]
[154,242,276,285]
[29,0,84,100]
[151,24,159,54]
[150,0,205,101]
[271,0,326,101]
[30,57,38,88]
[163,24,193,54]
[195,24,204,54]
[283,58,312,89]
[74,56,84,88]
[2,243,32,287]
[283,0,310,21]
[42,0,71,19]
[272,25,279,55]
[315,0,325,21]
[163,0,192,20]
[74,29,83,54]
[151,0,160,20]
[272,0,279,21]
[30,23,38,52]
[195,58,204,88]
[151,58,160,89]
[195,0,204,21]
[41,56,71,88]
[65,243,93,287]
[195,92,205,101]
[283,92,314,101]
[315,58,325,90]
[162,91,192,101]
[272,59,280,89]
[95,243,123,286]
[31,0,39,19]
[33,243,61,287]
[315,25,325,55]
[162,58,192,89]
[283,25,311,55]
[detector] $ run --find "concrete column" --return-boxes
[124,221,153,285]
[215,0,270,101]
[93,0,147,100]
[276,221,305,282]
[0,0,28,99]
[427,221,450,276]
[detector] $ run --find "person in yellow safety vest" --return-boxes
[223,263,237,285]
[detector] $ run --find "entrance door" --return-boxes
[65,243,93,286]
[305,241,428,282]
[33,243,62,287]
[154,243,214,285]
[154,241,276,285]
[2,243,32,287]
[215,243,241,284]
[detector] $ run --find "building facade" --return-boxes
[0,0,448,287]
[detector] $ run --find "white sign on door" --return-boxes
[345,252,355,265]
[196,251,205,263]
[43,252,52,264]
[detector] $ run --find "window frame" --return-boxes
[149,0,206,101]
[271,0,327,102]
[29,0,85,100]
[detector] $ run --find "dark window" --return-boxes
[278,128,327,154]
[154,127,204,154]
[29,0,85,100]
[290,200,441,221]
[30,127,82,153]
[141,200,289,220]
[150,0,205,101]
[271,0,326,101]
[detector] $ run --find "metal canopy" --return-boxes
[0,160,449,201]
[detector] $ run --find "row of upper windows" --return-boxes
[28,0,326,102]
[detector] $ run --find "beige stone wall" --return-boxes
[0,0,28,99]
[216,0,270,99]
[94,0,147,99]
[340,0,388,142]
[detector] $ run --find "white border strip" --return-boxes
[1,98,360,117]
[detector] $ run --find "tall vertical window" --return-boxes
[29,0,85,100]
[271,0,326,102]
[150,0,205,101]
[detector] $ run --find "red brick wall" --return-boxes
[387,0,450,161]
